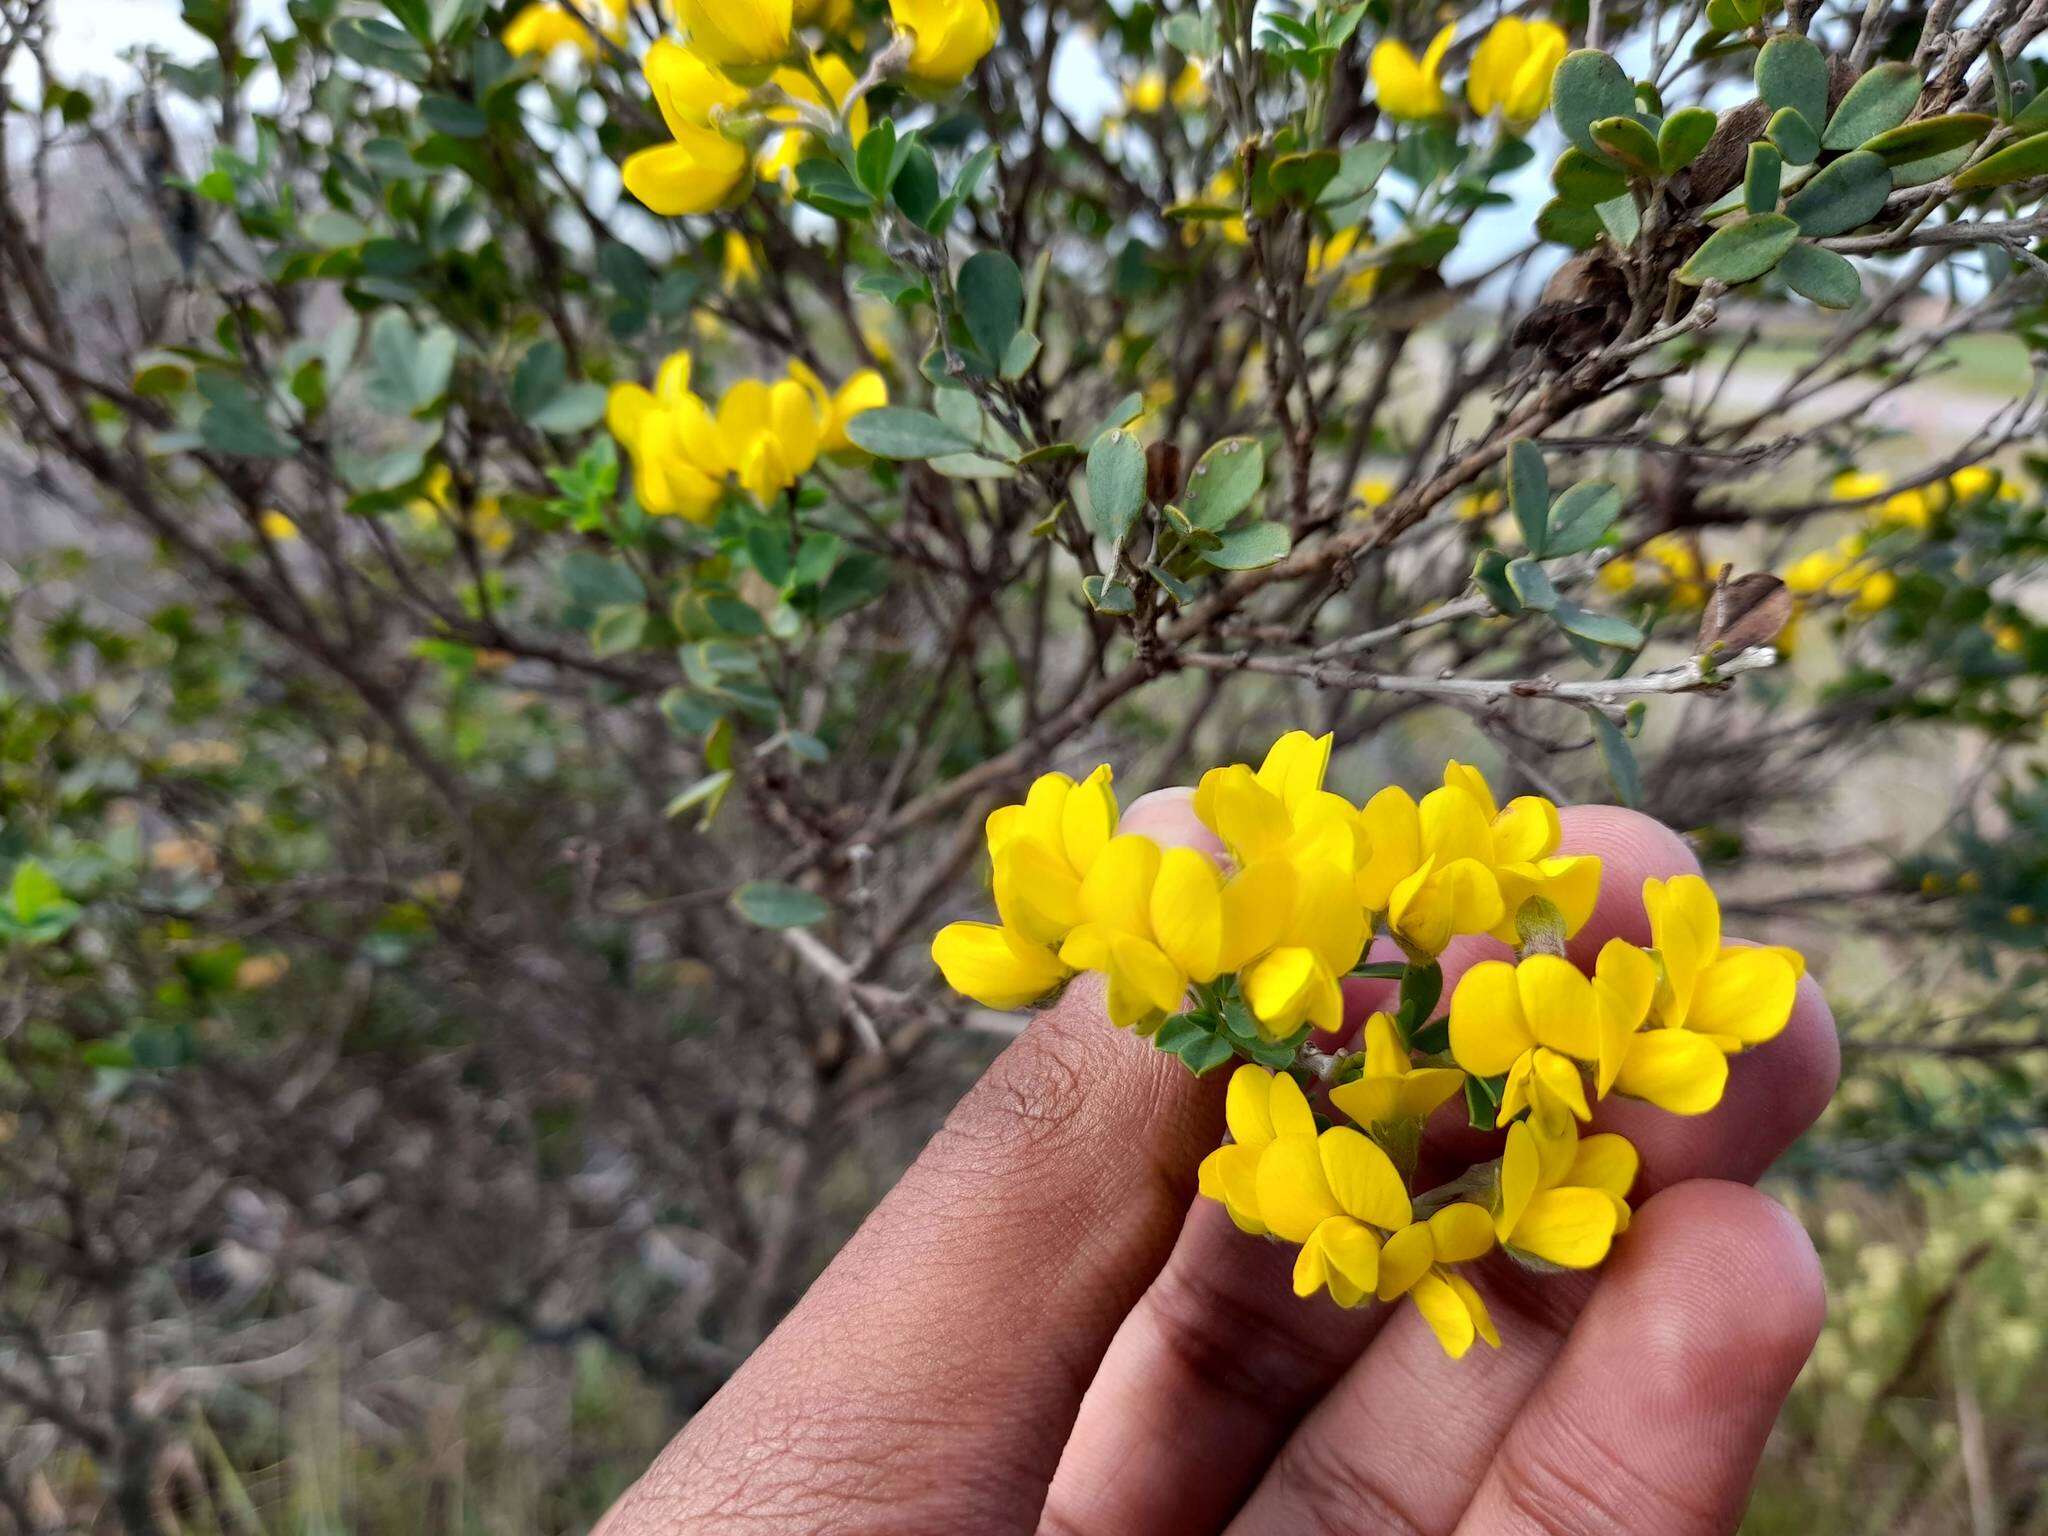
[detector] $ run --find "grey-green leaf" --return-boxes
[1678,212,1800,285]
[1536,197,1602,249]
[1553,600,1645,649]
[1745,142,1783,213]
[1081,573,1137,614]
[731,881,831,929]
[1553,147,1629,205]
[1823,61,1922,149]
[1784,150,1892,236]
[1589,710,1642,807]
[1591,114,1661,176]
[845,407,977,460]
[1596,191,1641,247]
[1546,481,1622,556]
[1951,130,2048,190]
[1205,521,1292,570]
[1778,241,1862,308]
[1180,436,1266,529]
[1508,439,1550,556]
[1505,557,1558,612]
[957,250,1024,367]
[1086,428,1147,545]
[1766,105,1819,166]
[1554,50,1638,157]
[1659,106,1719,173]
[1861,113,1994,167]
[1756,33,1828,140]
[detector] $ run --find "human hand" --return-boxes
[598,791,1838,1536]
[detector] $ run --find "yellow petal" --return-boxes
[1495,1119,1538,1241]
[1569,1132,1640,1204]
[1267,1068,1320,1142]
[1646,874,1721,1028]
[1065,764,1118,873]
[1150,846,1226,982]
[1077,834,1161,936]
[1376,1222,1435,1301]
[1429,1201,1497,1264]
[1688,947,1799,1047]
[1491,794,1560,864]
[1329,1075,1396,1131]
[1243,946,1320,1036]
[1257,1135,1341,1244]
[678,0,793,74]
[1613,1027,1729,1115]
[1223,1064,1278,1148]
[1446,1270,1500,1349]
[1319,1126,1412,1231]
[1449,960,1533,1078]
[1510,1187,1619,1268]
[1288,857,1367,978]
[1592,938,1657,1098]
[1316,1216,1382,1297]
[1442,760,1499,821]
[1194,764,1290,863]
[1198,1143,1267,1234]
[1254,730,1333,811]
[1515,953,1600,1060]
[1530,1046,1592,1125]
[1217,859,1296,972]
[644,36,747,137]
[1356,785,1422,910]
[1107,933,1187,1023]
[991,837,1083,946]
[930,921,1068,1009]
[621,131,750,216]
[1398,1066,1467,1122]
[1410,1269,1477,1357]
[1418,784,1493,863]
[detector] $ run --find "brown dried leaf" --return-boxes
[1697,568,1794,655]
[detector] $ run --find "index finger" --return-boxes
[598,791,1224,1536]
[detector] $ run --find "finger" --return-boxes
[1226,818,1837,1536]
[1456,1182,1824,1536]
[1039,805,1713,1536]
[602,791,1225,1536]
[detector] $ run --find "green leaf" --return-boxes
[1180,437,1266,529]
[1552,601,1645,649]
[1888,140,1977,189]
[1951,129,2048,190]
[1081,573,1137,614]
[1473,549,1522,616]
[1823,61,1922,149]
[1269,148,1341,203]
[531,383,606,434]
[1145,562,1197,606]
[854,120,898,197]
[1086,428,1147,545]
[1778,241,1862,307]
[1319,140,1396,206]
[1552,147,1629,204]
[2013,85,2048,135]
[731,881,831,929]
[1861,113,1994,167]
[1590,115,1661,176]
[1756,33,1828,142]
[10,859,65,925]
[1535,197,1602,249]
[1465,1072,1506,1130]
[1595,191,1641,247]
[1659,106,1719,173]
[1205,522,1292,570]
[589,603,647,657]
[1745,141,1783,213]
[1783,150,1892,236]
[664,770,734,827]
[198,378,295,458]
[1546,480,1622,555]
[957,249,1024,367]
[1508,438,1550,556]
[1589,710,1642,807]
[364,309,457,415]
[1766,105,1819,166]
[844,407,976,460]
[1678,211,1799,285]
[793,159,873,220]
[1553,50,1638,158]
[1506,557,1557,611]
[1396,961,1444,1043]
[1179,1034,1238,1076]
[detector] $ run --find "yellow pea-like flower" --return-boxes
[1441,761,1602,944]
[1194,730,1360,873]
[505,3,596,59]
[1465,17,1568,126]
[645,37,749,134]
[930,920,1070,1008]
[760,54,869,185]
[1370,23,1455,122]
[1376,1203,1501,1356]
[1197,1065,1318,1235]
[1239,857,1366,1039]
[1493,1118,1638,1269]
[677,0,795,80]
[622,122,751,215]
[889,0,1002,88]
[1643,874,1803,1049]
[1257,1126,1415,1307]
[1329,1013,1465,1131]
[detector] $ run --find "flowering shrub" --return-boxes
[933,734,1800,1353]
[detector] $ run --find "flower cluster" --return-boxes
[606,348,885,519]
[931,732,1804,1357]
[618,0,999,216]
[1371,17,1567,126]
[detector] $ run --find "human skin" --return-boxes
[597,791,1839,1536]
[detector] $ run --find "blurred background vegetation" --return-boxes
[0,0,2044,1529]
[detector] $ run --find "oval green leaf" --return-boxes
[732,881,832,929]
[1861,112,1994,167]
[1591,115,1661,176]
[957,250,1024,368]
[1181,436,1266,529]
[1783,150,1892,236]
[1745,141,1783,213]
[1086,428,1147,545]
[1678,211,1800,286]
[1554,50,1638,157]
[1756,33,1829,140]
[1659,106,1719,173]
[1778,241,1862,308]
[1823,61,1922,149]
[1553,146,1629,204]
[844,406,978,460]
[1204,521,1292,570]
[1766,105,1819,166]
[1951,129,2048,190]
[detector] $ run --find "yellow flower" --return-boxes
[1352,476,1395,518]
[889,0,1001,88]
[1493,1117,1637,1268]
[644,36,749,133]
[1236,854,1365,1038]
[1308,225,1380,306]
[1466,18,1567,125]
[622,122,751,215]
[1783,544,1849,596]
[983,765,1119,946]
[822,369,888,455]
[1598,554,1638,591]
[259,510,299,541]
[1992,622,2026,655]
[1948,464,2011,507]
[1171,61,1208,108]
[505,2,596,58]
[1442,762,1601,945]
[1258,1125,1414,1307]
[677,0,794,79]
[1371,23,1454,121]
[1329,1012,1465,1131]
[1832,470,1887,502]
[1124,69,1167,114]
[931,920,1070,1008]
[1876,488,1932,529]
[760,54,869,185]
[606,354,725,521]
[1376,1203,1501,1356]
[722,231,761,289]
[2010,904,2037,926]
[1197,1065,1318,1235]
[1850,568,1897,614]
[1459,488,1505,523]
[1193,730,1361,874]
[1643,873,1803,1052]
[1449,940,1659,1134]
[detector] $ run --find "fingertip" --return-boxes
[1120,787,1227,858]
